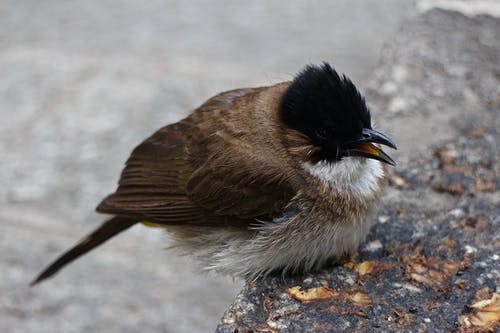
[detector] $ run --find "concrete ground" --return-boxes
[3,1,495,332]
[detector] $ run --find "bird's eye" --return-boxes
[315,127,328,140]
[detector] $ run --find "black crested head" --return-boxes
[280,63,373,162]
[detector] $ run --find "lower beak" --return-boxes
[343,129,397,166]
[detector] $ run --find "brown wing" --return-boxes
[96,122,208,224]
[186,130,298,220]
[97,88,303,225]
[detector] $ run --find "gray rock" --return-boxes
[217,9,500,333]
[366,9,500,165]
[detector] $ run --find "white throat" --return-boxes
[303,158,384,197]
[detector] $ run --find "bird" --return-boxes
[31,63,396,285]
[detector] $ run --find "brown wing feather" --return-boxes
[186,133,295,219]
[97,86,302,225]
[97,123,208,224]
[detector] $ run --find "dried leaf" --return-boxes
[470,127,486,138]
[475,178,496,193]
[458,292,500,332]
[347,260,393,278]
[287,286,372,318]
[460,216,489,231]
[433,183,465,196]
[287,286,337,302]
[402,247,469,292]
[348,292,372,307]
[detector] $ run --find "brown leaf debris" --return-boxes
[459,215,490,231]
[344,260,393,279]
[286,286,372,318]
[287,286,338,302]
[401,247,469,292]
[458,290,500,332]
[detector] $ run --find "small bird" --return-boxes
[32,63,396,285]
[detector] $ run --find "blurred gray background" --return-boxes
[1,1,496,332]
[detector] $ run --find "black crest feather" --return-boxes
[281,63,371,148]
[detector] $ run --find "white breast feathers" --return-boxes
[302,158,384,197]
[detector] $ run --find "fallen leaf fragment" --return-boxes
[433,183,466,196]
[470,127,486,138]
[458,292,500,332]
[402,247,469,292]
[287,286,337,302]
[286,286,372,318]
[348,292,372,307]
[460,215,490,231]
[345,260,393,278]
[475,178,496,193]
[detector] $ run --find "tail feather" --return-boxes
[31,216,137,286]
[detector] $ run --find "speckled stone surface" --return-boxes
[217,9,499,333]
[218,129,499,332]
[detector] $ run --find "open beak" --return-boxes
[343,128,397,166]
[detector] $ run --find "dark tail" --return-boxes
[31,216,137,286]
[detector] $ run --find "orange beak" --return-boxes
[343,129,397,166]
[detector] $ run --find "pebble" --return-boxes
[378,215,390,224]
[364,240,383,252]
[449,208,464,218]
[464,245,478,254]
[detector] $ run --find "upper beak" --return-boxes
[343,128,397,166]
